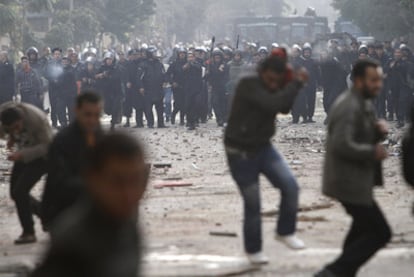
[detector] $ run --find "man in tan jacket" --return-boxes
[315,60,392,277]
[0,102,52,244]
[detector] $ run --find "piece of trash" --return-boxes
[192,163,201,170]
[209,231,238,237]
[153,162,172,169]
[298,215,327,222]
[153,182,193,189]
[162,177,183,181]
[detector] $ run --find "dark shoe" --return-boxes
[14,233,37,245]
[171,116,176,125]
[158,125,168,129]
[397,121,405,129]
[148,125,154,129]
[134,124,144,128]
[123,121,130,128]
[308,118,316,123]
[180,122,185,126]
[166,117,170,123]
[314,268,340,277]
[188,125,196,131]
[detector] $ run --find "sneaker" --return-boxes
[275,234,305,250]
[246,252,269,265]
[14,233,37,245]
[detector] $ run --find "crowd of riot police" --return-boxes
[0,38,413,130]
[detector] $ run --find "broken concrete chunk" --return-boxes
[153,182,193,189]
[209,231,238,237]
[153,162,172,169]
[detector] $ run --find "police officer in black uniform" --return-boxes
[96,52,123,130]
[141,46,166,129]
[208,49,229,127]
[167,48,187,126]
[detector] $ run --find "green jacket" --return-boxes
[323,89,383,205]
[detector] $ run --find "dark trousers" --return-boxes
[375,86,387,119]
[305,88,317,119]
[124,88,134,118]
[56,95,75,127]
[327,201,392,277]
[212,91,227,124]
[21,92,42,110]
[145,97,164,127]
[226,145,299,254]
[186,93,200,127]
[292,90,307,122]
[164,87,173,120]
[133,93,145,126]
[172,87,186,123]
[396,87,412,123]
[48,88,58,126]
[10,159,47,234]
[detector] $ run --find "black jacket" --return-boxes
[59,66,78,97]
[225,76,303,152]
[97,63,123,115]
[79,68,98,92]
[32,200,140,277]
[42,121,103,227]
[142,59,165,101]
[166,58,187,87]
[183,61,203,96]
[0,61,15,103]
[208,62,229,93]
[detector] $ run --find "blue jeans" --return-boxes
[163,87,173,119]
[226,144,299,254]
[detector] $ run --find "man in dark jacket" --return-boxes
[0,51,15,104]
[300,44,320,123]
[167,48,187,126]
[79,57,98,92]
[316,60,392,277]
[388,48,411,128]
[319,50,348,124]
[183,52,203,130]
[55,57,77,127]
[141,47,166,128]
[208,49,229,127]
[16,57,43,109]
[32,133,147,277]
[225,54,307,265]
[97,52,123,130]
[44,48,63,128]
[42,92,103,229]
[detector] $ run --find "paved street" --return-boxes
[0,107,413,276]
